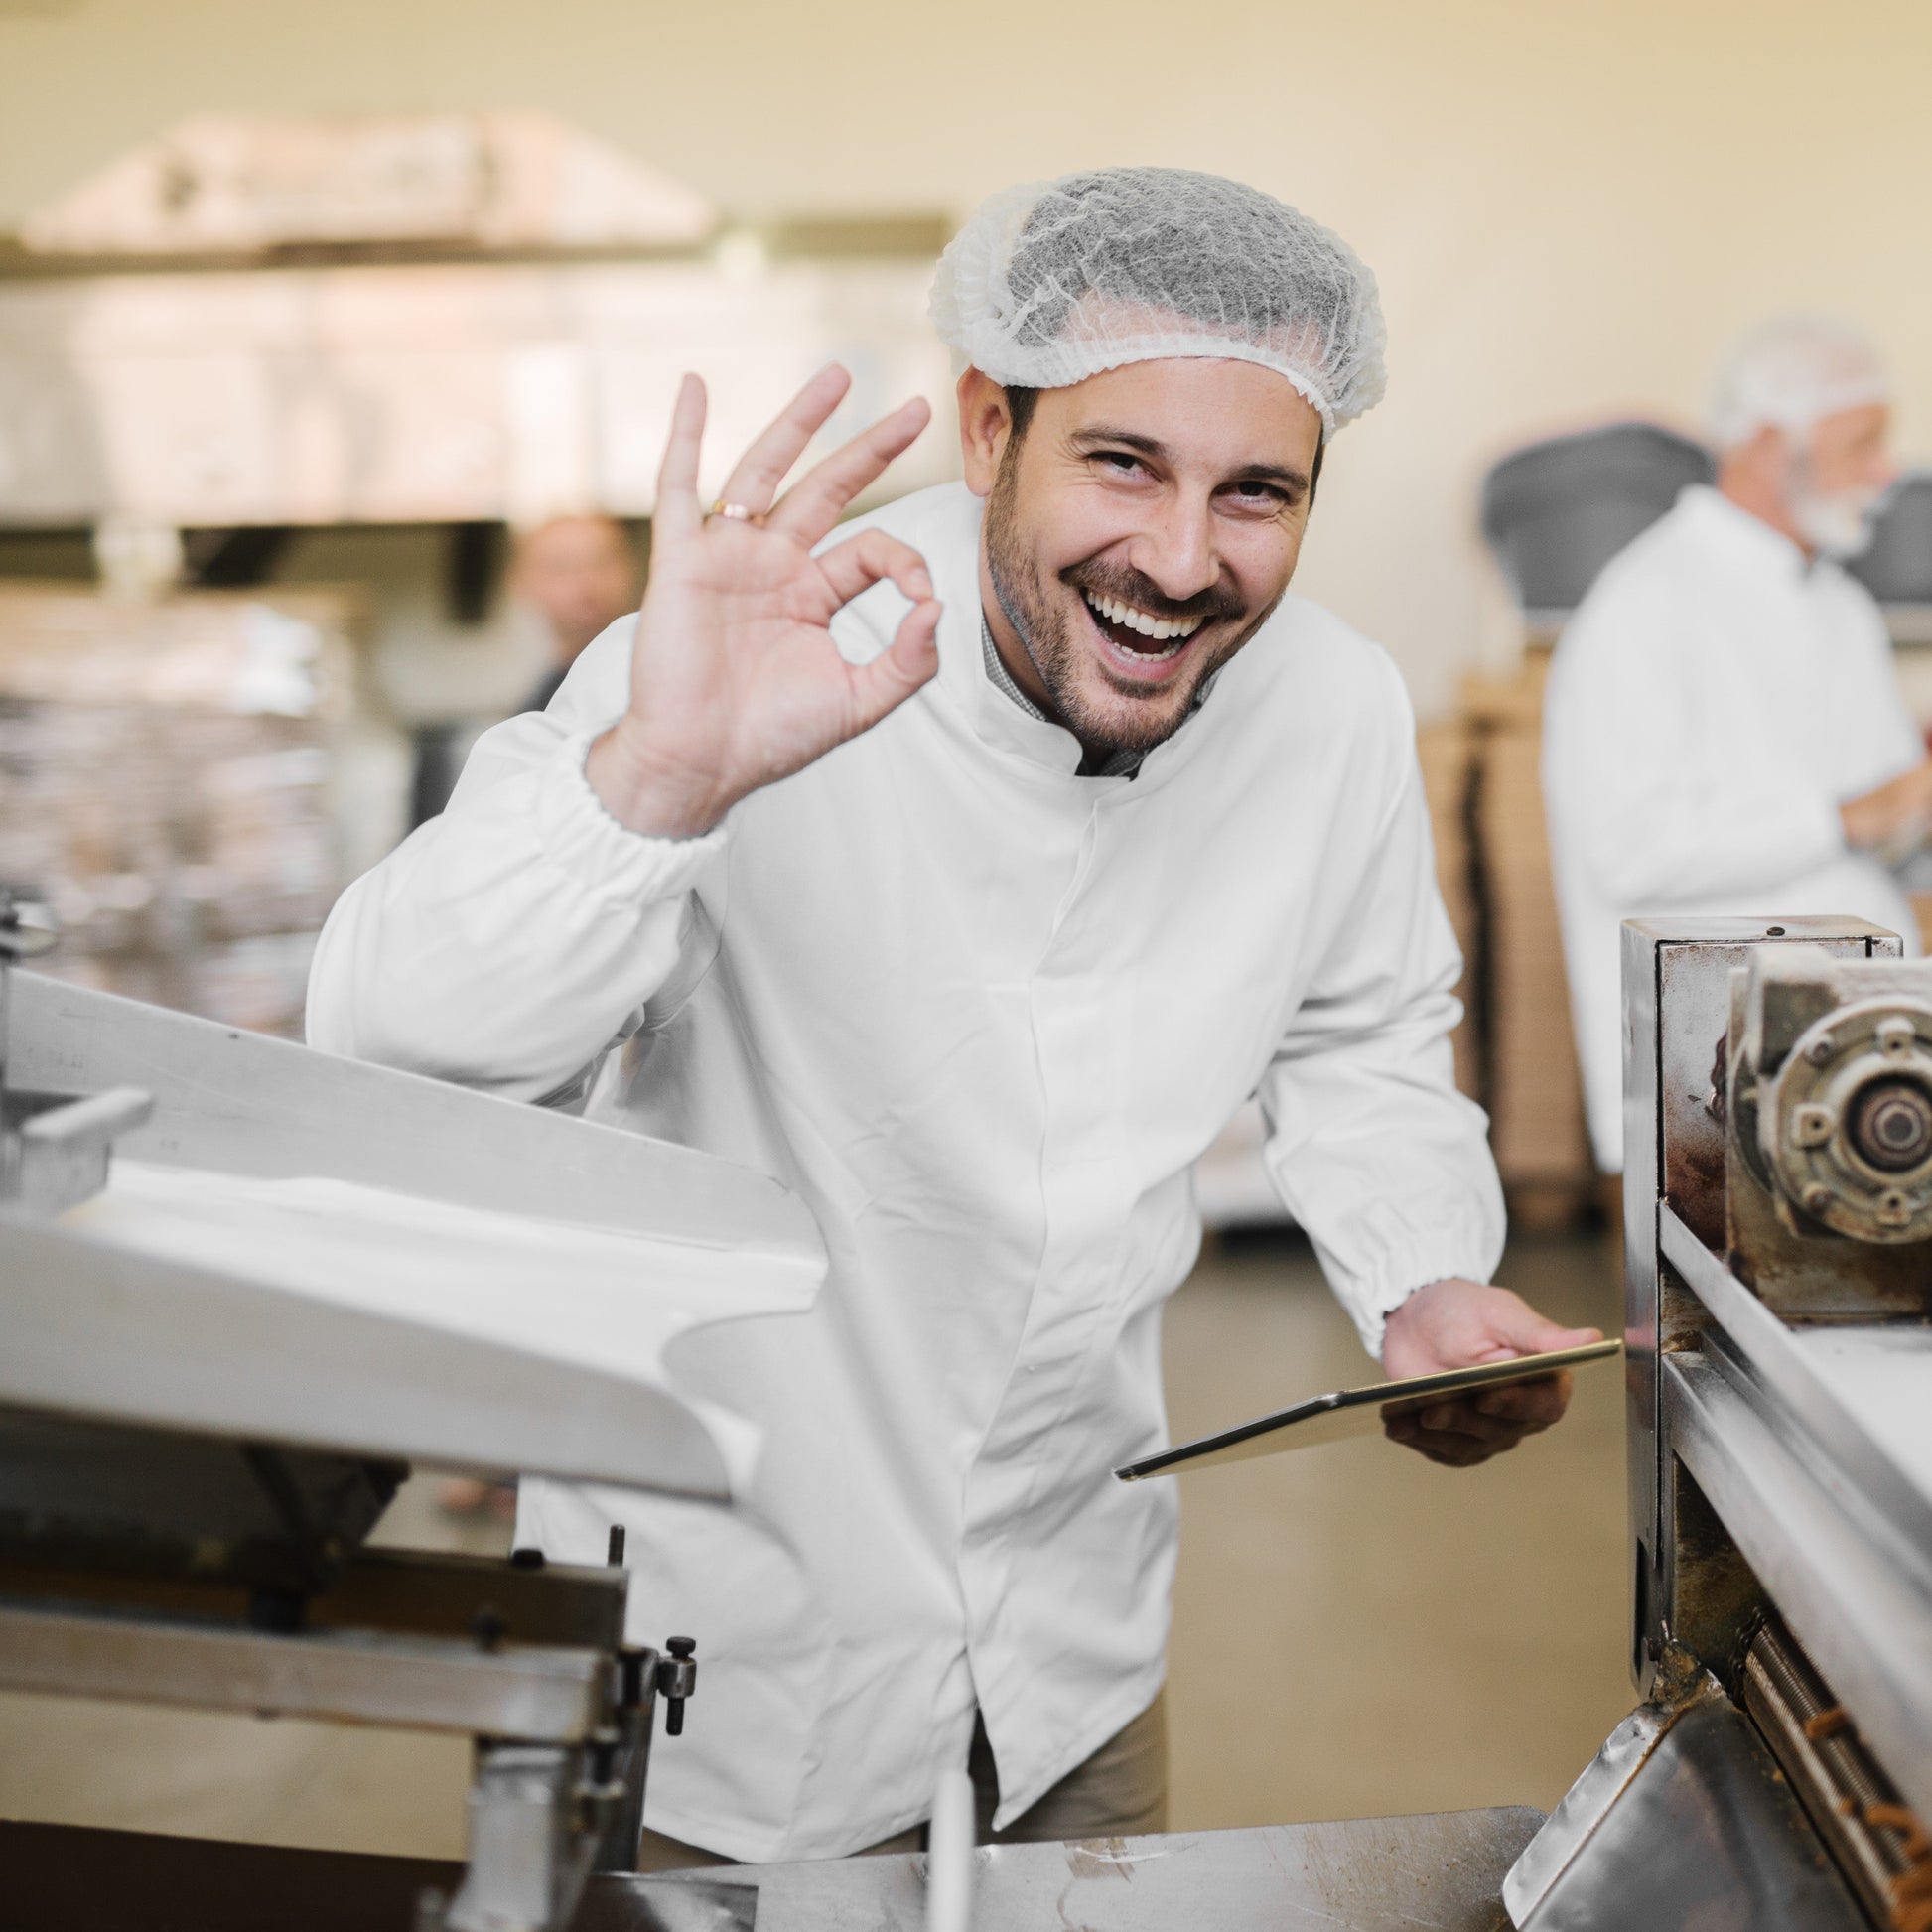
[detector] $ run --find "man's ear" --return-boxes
[957,369,1014,498]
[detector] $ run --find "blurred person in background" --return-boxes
[512,512,643,713]
[312,169,1595,1868]
[410,514,643,831]
[1544,316,1932,1175]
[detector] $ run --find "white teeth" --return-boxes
[1083,589,1204,645]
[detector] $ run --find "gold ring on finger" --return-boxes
[709,500,764,525]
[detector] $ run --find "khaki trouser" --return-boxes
[635,1689,1169,1872]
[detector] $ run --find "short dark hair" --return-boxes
[999,381,1323,505]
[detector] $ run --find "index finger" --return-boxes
[654,374,708,540]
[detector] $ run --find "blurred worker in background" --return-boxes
[511,512,642,713]
[313,168,1595,1869]
[1544,316,1932,1174]
[409,514,642,829]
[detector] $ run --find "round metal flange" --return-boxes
[1762,998,1932,1243]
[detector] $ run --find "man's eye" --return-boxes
[1095,452,1145,477]
[1225,482,1289,510]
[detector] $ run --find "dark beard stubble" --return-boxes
[982,445,1269,757]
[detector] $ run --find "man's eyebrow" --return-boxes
[1231,461,1312,490]
[1069,426,1311,490]
[1070,425,1173,460]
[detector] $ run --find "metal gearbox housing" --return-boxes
[1750,975,1932,1244]
[1725,946,1932,1318]
[1505,918,1932,1932]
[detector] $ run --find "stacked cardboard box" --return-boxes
[1416,718,1481,1103]
[0,586,359,1036]
[1445,655,1599,1227]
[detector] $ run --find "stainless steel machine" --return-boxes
[1504,917,1932,1932]
[0,903,825,1932]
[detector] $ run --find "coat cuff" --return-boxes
[533,733,730,907]
[1336,1245,1501,1362]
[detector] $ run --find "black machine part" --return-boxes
[1848,471,1932,605]
[0,1409,402,1595]
[1479,420,1715,614]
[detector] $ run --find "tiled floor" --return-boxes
[0,1230,1632,1857]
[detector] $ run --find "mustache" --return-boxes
[1064,563,1246,624]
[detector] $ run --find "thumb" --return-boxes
[847,599,941,734]
[1485,1290,1602,1360]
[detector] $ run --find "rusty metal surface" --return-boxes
[1619,918,1899,1696]
[1742,1621,1930,1932]
[1656,923,1893,1252]
[1726,947,1932,1314]
[645,1811,1544,1932]
[1656,1332,1932,1830]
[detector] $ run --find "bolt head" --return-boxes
[1877,1016,1918,1059]
[1806,1035,1837,1067]
[1801,1183,1834,1216]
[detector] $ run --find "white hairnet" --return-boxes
[929,168,1386,439]
[1708,315,1888,450]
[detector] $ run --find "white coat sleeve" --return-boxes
[1542,575,1846,906]
[1815,582,1925,800]
[1255,702,1506,1361]
[305,620,727,1101]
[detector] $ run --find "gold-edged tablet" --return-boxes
[1115,1338,1622,1480]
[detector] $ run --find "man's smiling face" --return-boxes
[961,357,1324,759]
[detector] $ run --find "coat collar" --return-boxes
[1675,483,1813,583]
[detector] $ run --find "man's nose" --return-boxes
[1128,504,1221,605]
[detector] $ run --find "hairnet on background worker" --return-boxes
[311,165,1592,1866]
[1545,314,1931,1173]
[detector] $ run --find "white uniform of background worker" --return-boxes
[1545,317,1932,1173]
[308,169,1597,1865]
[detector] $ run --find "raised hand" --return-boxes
[587,364,943,837]
[1378,1279,1602,1468]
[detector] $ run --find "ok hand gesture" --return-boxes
[587,365,943,837]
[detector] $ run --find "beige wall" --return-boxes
[2,0,1928,715]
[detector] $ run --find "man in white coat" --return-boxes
[1545,316,1932,1174]
[308,169,1595,1865]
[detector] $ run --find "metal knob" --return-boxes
[0,892,58,964]
[658,1636,697,1736]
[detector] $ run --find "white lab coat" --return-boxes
[1543,484,1923,1173]
[307,481,1503,1862]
